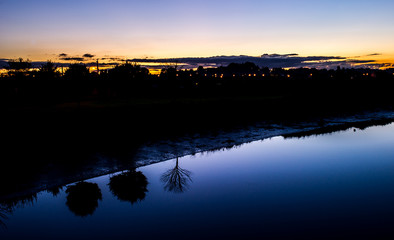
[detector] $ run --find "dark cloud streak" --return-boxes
[367,53,382,56]
[83,53,95,58]
[60,57,85,62]
[101,57,124,62]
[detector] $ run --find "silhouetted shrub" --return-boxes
[108,170,148,204]
[64,63,89,80]
[66,182,102,217]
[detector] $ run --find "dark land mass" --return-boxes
[1,61,394,204]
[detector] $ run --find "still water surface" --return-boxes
[2,123,394,239]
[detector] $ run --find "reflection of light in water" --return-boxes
[161,157,192,193]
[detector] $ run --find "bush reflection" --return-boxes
[108,170,148,204]
[65,182,102,217]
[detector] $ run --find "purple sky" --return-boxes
[1,0,394,67]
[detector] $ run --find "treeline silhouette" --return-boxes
[2,59,394,128]
[3,59,394,135]
[2,59,394,109]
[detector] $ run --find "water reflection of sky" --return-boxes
[2,123,394,239]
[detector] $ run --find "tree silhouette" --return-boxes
[109,62,149,81]
[38,61,59,80]
[160,67,177,79]
[6,58,32,78]
[227,62,259,73]
[64,63,89,80]
[64,63,90,107]
[108,170,148,204]
[65,182,102,217]
[161,157,192,193]
[7,58,32,72]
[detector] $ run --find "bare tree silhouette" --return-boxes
[161,157,192,193]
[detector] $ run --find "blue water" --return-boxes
[2,123,394,239]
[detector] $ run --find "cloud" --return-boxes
[367,53,382,56]
[101,57,124,62]
[261,53,299,58]
[83,53,95,58]
[60,57,85,61]
[58,53,95,62]
[346,59,376,64]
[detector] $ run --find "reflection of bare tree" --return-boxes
[108,170,148,205]
[161,158,192,193]
[66,182,102,217]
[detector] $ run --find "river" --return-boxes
[2,122,394,239]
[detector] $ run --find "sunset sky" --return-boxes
[1,0,394,65]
